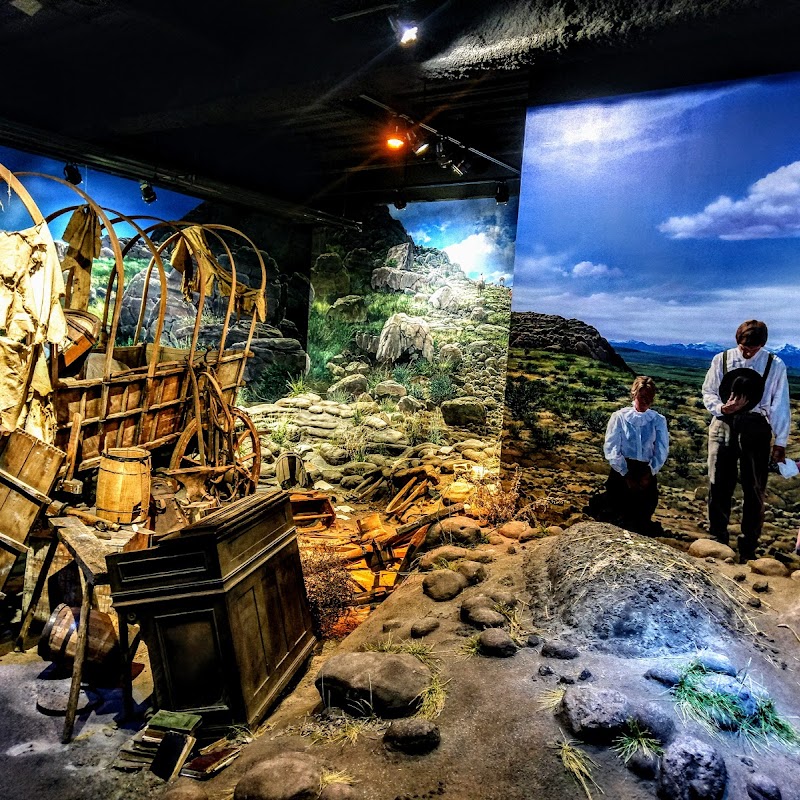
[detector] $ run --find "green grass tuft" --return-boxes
[613,719,664,763]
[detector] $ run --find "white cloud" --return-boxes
[659,160,800,240]
[444,231,515,281]
[511,283,800,346]
[525,86,735,167]
[410,229,432,244]
[571,260,622,278]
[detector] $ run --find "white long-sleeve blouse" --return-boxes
[603,406,670,476]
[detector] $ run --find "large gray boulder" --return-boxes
[561,687,630,743]
[376,314,434,363]
[425,516,484,548]
[327,295,367,324]
[371,267,425,293]
[315,652,431,717]
[422,570,468,601]
[385,242,414,271]
[440,397,486,428]
[658,736,727,800]
[311,252,350,303]
[327,373,368,399]
[428,285,458,310]
[233,337,309,382]
[234,752,320,800]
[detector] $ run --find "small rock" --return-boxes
[455,560,487,585]
[526,634,541,648]
[541,640,580,660]
[382,620,402,632]
[644,663,683,687]
[733,572,747,582]
[319,785,357,800]
[747,772,781,800]
[562,687,630,743]
[695,651,736,677]
[578,669,593,682]
[383,718,441,754]
[478,628,517,657]
[410,618,440,638]
[507,545,517,555]
[750,558,790,578]
[658,735,727,800]
[558,675,576,685]
[491,591,518,606]
[465,606,506,629]
[422,570,469,601]
[498,521,531,540]
[426,516,484,548]
[627,749,659,780]
[538,665,555,677]
[162,781,209,800]
[752,580,770,593]
[748,597,762,608]
[234,753,320,800]
[632,701,676,743]
[688,539,737,560]
[791,570,800,581]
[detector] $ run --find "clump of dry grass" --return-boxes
[320,769,357,789]
[415,672,450,720]
[493,600,531,646]
[299,543,355,639]
[362,636,440,671]
[471,469,520,525]
[297,711,388,747]
[537,687,566,713]
[457,633,482,659]
[552,734,603,799]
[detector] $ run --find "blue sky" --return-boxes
[389,196,519,285]
[512,72,800,347]
[0,145,201,239]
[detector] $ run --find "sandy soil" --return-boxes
[3,526,800,800]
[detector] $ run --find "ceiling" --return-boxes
[2,0,800,224]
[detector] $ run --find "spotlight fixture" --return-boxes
[398,23,418,45]
[495,181,510,205]
[139,180,157,204]
[63,163,83,186]
[386,118,406,151]
[451,156,471,177]
[392,190,407,210]
[435,138,451,169]
[407,127,429,156]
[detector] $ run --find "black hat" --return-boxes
[719,367,765,413]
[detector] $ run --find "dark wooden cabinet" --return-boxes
[108,490,316,737]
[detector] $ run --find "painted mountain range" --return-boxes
[612,340,800,369]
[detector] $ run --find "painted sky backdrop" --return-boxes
[0,145,201,239]
[390,196,519,285]
[512,72,800,347]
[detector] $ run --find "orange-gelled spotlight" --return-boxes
[386,134,405,150]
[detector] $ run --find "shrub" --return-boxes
[300,544,355,639]
[429,374,456,405]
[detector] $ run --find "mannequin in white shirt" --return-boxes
[702,319,790,562]
[588,376,670,534]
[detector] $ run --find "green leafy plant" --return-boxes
[286,373,309,396]
[612,719,664,763]
[429,374,456,405]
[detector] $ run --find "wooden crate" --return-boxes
[108,490,316,738]
[0,430,65,589]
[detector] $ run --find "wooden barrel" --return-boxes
[38,603,118,665]
[96,447,151,524]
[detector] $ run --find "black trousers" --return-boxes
[589,459,659,534]
[707,414,771,557]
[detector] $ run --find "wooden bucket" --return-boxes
[96,447,151,524]
[38,603,118,665]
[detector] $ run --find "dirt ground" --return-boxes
[4,523,800,800]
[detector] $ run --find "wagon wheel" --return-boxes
[170,373,261,500]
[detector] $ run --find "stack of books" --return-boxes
[113,710,202,777]
[180,737,243,780]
